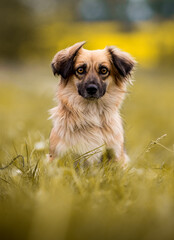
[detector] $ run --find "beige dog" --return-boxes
[49,42,135,164]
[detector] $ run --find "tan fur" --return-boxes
[49,42,136,165]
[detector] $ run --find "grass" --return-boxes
[0,64,174,240]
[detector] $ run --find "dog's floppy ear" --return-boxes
[51,41,86,80]
[107,46,136,84]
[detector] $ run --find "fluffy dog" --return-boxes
[49,42,135,164]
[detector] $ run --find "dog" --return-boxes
[49,41,135,165]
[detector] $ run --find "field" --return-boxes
[0,63,174,240]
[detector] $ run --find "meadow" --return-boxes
[0,22,174,240]
[0,63,174,240]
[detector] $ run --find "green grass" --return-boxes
[0,64,174,240]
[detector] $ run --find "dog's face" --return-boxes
[51,42,135,100]
[74,49,110,99]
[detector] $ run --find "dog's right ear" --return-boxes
[51,41,86,80]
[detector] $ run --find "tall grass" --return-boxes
[0,65,174,240]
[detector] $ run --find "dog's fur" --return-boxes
[49,42,135,164]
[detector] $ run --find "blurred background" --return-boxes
[0,0,174,65]
[0,0,174,162]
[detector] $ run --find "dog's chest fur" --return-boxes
[50,93,124,160]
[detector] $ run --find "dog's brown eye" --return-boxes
[100,67,108,75]
[76,67,84,74]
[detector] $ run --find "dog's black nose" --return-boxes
[86,84,98,95]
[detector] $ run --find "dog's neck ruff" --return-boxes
[50,83,124,138]
[49,83,126,160]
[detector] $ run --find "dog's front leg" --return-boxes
[49,127,59,161]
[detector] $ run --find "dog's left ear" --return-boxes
[107,46,136,83]
[51,41,86,80]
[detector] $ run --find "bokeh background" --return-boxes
[0,0,174,159]
[1,0,174,64]
[0,1,174,240]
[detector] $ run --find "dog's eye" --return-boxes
[100,67,108,75]
[76,67,85,75]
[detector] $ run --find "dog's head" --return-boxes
[51,42,135,100]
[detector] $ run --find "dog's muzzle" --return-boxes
[77,81,106,100]
[85,83,100,99]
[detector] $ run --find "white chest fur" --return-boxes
[50,99,124,161]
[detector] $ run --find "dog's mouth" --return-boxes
[85,96,99,100]
[78,91,97,99]
[78,91,104,100]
